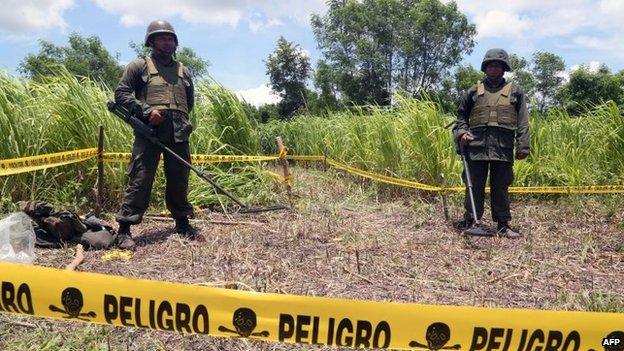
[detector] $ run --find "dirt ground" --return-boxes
[1,167,623,350]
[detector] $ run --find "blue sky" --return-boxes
[1,0,622,106]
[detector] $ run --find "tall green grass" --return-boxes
[0,70,269,213]
[1,68,622,214]
[259,95,624,188]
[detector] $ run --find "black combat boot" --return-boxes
[116,222,136,250]
[453,215,475,232]
[175,217,198,239]
[497,222,522,239]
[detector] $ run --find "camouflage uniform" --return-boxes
[452,49,530,226]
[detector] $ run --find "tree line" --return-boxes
[17,0,624,121]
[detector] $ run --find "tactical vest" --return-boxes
[145,57,188,113]
[469,82,518,130]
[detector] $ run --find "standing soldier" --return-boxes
[453,48,530,238]
[114,20,197,250]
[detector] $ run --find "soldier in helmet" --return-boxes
[113,19,197,250]
[452,48,530,238]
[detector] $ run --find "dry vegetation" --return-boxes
[1,166,623,350]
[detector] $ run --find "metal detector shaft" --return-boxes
[460,144,481,225]
[107,101,251,210]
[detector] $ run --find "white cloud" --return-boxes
[449,0,624,62]
[473,10,531,39]
[0,0,74,35]
[453,0,622,44]
[235,84,280,107]
[249,18,283,33]
[560,61,604,82]
[570,61,604,73]
[92,0,326,29]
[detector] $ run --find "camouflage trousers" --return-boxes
[116,136,194,225]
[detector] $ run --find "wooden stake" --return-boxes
[439,173,449,221]
[276,136,293,208]
[95,125,104,217]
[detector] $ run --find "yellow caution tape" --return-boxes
[0,148,98,176]
[286,155,325,161]
[326,159,442,192]
[192,154,278,163]
[0,262,621,350]
[507,185,624,194]
[103,152,131,163]
[103,153,279,164]
[442,186,624,194]
[264,171,292,187]
[5,148,623,195]
[278,147,288,159]
[265,171,285,182]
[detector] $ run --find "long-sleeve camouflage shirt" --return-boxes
[114,55,194,143]
[452,78,530,162]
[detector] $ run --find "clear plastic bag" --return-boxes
[0,212,36,264]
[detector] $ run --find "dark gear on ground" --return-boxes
[18,201,116,249]
[144,19,178,47]
[453,53,530,235]
[480,48,512,72]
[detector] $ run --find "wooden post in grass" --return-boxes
[322,145,328,171]
[95,126,104,217]
[276,136,293,208]
[439,173,449,221]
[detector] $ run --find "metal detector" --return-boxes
[107,101,288,214]
[460,143,492,237]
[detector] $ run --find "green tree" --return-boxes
[454,64,483,95]
[531,51,565,113]
[558,65,624,115]
[129,40,210,79]
[19,33,123,89]
[435,64,482,112]
[265,36,312,119]
[312,60,341,112]
[508,54,535,100]
[311,0,475,105]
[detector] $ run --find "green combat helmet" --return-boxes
[481,48,512,72]
[144,19,178,47]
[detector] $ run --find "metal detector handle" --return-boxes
[107,102,159,144]
[106,101,248,209]
[460,142,480,225]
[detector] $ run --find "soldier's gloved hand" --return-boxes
[515,151,529,160]
[459,132,474,146]
[149,109,165,126]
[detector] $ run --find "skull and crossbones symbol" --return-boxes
[409,322,461,350]
[218,307,269,338]
[49,287,97,321]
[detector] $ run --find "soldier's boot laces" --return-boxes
[117,223,136,250]
[175,217,198,239]
[497,222,522,239]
